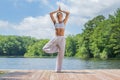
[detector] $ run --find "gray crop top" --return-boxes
[54,22,65,29]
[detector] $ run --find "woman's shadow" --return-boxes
[55,71,94,74]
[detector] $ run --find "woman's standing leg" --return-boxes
[55,37,65,72]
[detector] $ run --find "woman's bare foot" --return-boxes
[55,70,61,73]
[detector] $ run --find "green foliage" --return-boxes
[75,8,120,59]
[65,35,77,57]
[0,35,36,56]
[100,49,108,59]
[76,45,89,59]
[24,39,50,57]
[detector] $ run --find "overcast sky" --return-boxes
[0,0,120,39]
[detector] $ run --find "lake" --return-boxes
[0,57,120,70]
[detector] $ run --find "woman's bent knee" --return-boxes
[42,47,47,52]
[42,47,51,53]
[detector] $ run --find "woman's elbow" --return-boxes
[66,11,70,15]
[66,12,70,16]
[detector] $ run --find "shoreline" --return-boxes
[0,56,120,60]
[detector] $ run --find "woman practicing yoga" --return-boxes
[42,6,70,72]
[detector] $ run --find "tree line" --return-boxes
[0,8,120,59]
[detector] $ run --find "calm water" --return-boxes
[0,57,120,70]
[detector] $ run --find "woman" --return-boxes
[42,7,70,72]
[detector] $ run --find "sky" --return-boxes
[0,0,120,39]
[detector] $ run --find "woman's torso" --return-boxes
[55,22,65,36]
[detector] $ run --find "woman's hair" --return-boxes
[57,12,63,18]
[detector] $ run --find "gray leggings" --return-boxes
[42,36,65,71]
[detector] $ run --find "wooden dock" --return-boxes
[0,69,120,80]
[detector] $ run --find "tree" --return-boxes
[24,39,50,57]
[65,35,77,57]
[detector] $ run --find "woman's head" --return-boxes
[57,12,63,21]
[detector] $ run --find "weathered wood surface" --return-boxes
[0,69,120,80]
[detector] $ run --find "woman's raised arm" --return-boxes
[50,10,59,24]
[61,10,70,25]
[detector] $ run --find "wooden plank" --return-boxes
[0,69,119,80]
[65,70,80,80]
[92,70,116,80]
[99,70,120,80]
[75,70,102,80]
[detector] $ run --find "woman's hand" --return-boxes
[57,6,62,13]
[58,6,69,14]
[58,6,62,11]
